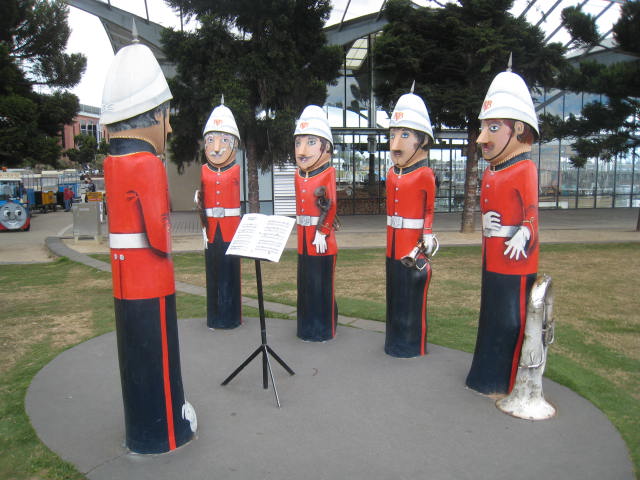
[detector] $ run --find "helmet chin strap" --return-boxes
[302,148,328,173]
[485,125,515,164]
[397,142,423,168]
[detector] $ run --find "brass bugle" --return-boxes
[401,241,425,269]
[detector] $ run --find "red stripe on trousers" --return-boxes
[420,265,431,356]
[159,297,176,450]
[509,275,527,392]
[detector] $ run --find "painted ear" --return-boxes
[514,121,525,136]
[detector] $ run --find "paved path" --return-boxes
[9,208,639,479]
[26,317,634,480]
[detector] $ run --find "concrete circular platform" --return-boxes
[27,317,633,480]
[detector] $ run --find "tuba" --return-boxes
[496,273,556,420]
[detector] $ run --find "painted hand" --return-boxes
[482,210,502,232]
[504,226,531,260]
[312,231,327,254]
[422,233,436,255]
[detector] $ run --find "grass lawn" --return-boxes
[0,243,638,479]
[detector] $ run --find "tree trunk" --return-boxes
[245,136,260,213]
[461,127,479,233]
[636,208,640,232]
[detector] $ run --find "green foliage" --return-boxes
[0,0,85,169]
[373,0,566,130]
[65,133,98,166]
[162,0,343,173]
[543,2,640,167]
[562,6,600,48]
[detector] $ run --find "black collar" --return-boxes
[299,162,330,177]
[108,138,157,156]
[491,151,531,171]
[394,158,428,175]
[205,160,236,172]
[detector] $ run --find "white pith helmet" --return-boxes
[100,20,172,125]
[478,54,539,136]
[389,83,434,140]
[294,105,333,146]
[203,95,240,139]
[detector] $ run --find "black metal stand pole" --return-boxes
[221,259,294,407]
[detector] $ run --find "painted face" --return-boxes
[389,128,424,168]
[295,135,330,172]
[204,132,237,167]
[477,119,519,165]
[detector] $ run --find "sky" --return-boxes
[65,1,185,107]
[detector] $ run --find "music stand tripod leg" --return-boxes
[221,345,262,386]
[220,259,294,407]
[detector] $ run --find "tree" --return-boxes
[0,0,86,168]
[540,2,640,230]
[373,0,566,232]
[64,132,107,168]
[163,0,343,212]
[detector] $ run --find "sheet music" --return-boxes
[226,213,295,262]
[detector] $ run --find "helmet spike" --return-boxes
[220,94,224,105]
[131,18,140,44]
[507,52,513,72]
[410,80,415,93]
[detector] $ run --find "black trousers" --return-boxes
[114,294,194,453]
[466,269,536,395]
[385,256,431,357]
[205,225,241,329]
[296,245,337,342]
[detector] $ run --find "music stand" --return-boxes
[221,214,296,407]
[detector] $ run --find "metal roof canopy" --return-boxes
[67,0,626,81]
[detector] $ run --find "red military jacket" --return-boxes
[201,162,241,243]
[105,151,175,300]
[481,157,539,275]
[386,160,436,259]
[294,164,338,256]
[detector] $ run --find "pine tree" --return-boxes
[540,1,639,230]
[373,0,566,232]
[163,0,342,212]
[0,0,86,168]
[542,2,639,167]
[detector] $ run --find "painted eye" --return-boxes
[401,131,409,138]
[308,138,317,146]
[489,124,500,133]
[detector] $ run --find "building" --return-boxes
[67,0,639,213]
[61,104,104,152]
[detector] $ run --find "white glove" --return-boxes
[312,231,327,254]
[504,226,531,260]
[193,189,200,206]
[422,233,436,255]
[482,210,502,232]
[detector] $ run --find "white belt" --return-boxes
[109,233,150,249]
[205,207,241,218]
[386,215,424,230]
[296,215,320,226]
[483,225,519,238]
